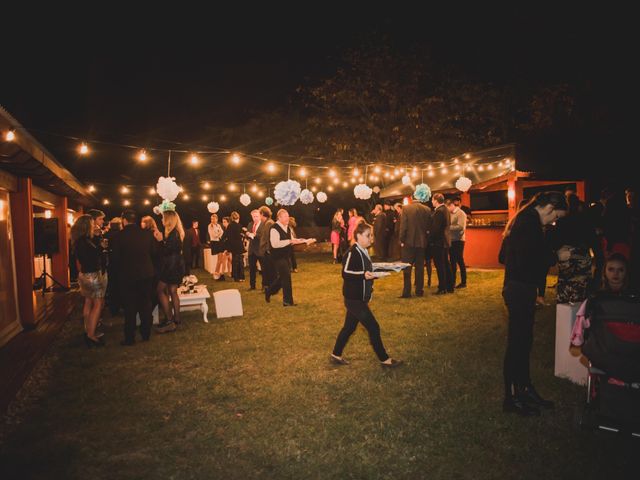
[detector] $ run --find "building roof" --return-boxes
[0,106,93,206]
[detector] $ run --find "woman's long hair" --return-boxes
[162,210,185,241]
[503,191,568,238]
[70,214,94,247]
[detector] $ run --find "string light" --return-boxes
[123,200,130,206]
[201,195,208,201]
[4,129,15,141]
[144,199,150,205]
[464,153,472,159]
[78,142,89,155]
[311,186,317,192]
[44,210,52,219]
[190,154,199,165]
[266,163,276,173]
[327,185,334,192]
[384,172,390,178]
[219,194,227,202]
[441,168,448,173]
[228,183,237,192]
[250,184,258,193]
[328,169,336,177]
[453,158,459,164]
[374,166,381,173]
[428,170,435,177]
[353,167,360,176]
[148,187,156,195]
[183,194,190,201]
[257,191,264,198]
[88,185,96,192]
[488,164,494,170]
[332,177,340,185]
[121,186,129,194]
[393,168,399,175]
[203,182,211,190]
[299,167,307,178]
[350,178,357,184]
[103,199,110,205]
[138,150,148,162]
[342,181,349,188]
[478,165,484,171]
[314,177,322,184]
[230,153,241,165]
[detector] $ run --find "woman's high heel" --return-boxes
[84,333,105,348]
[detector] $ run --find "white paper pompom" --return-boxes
[373,186,381,194]
[402,174,411,185]
[455,176,472,192]
[316,191,328,203]
[239,193,251,206]
[354,183,373,200]
[207,201,220,213]
[274,179,301,206]
[156,176,182,201]
[299,189,314,204]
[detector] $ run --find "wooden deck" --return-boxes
[0,289,80,414]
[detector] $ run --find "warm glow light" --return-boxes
[427,165,432,170]
[333,177,340,185]
[428,170,435,177]
[201,195,208,201]
[508,187,516,201]
[384,172,390,178]
[148,187,156,195]
[328,169,336,177]
[498,161,503,167]
[442,168,448,173]
[231,153,241,165]
[79,142,89,155]
[266,163,276,173]
[327,185,334,192]
[455,165,460,171]
[505,158,511,165]
[374,166,381,173]
[353,167,359,176]
[350,178,357,184]
[121,186,129,194]
[311,186,317,192]
[67,213,74,225]
[228,183,237,191]
[453,158,459,164]
[190,154,199,165]
[411,171,418,178]
[138,150,148,162]
[257,191,264,198]
[44,210,52,219]
[440,162,445,167]
[393,168,399,175]
[88,185,96,192]
[488,164,494,170]
[220,194,227,202]
[203,182,211,190]
[299,167,307,178]
[123,200,130,206]
[5,129,15,141]
[250,184,258,193]
[103,199,110,205]
[314,177,322,184]
[464,153,471,159]
[359,176,364,182]
[478,165,484,171]
[144,199,150,205]
[342,181,349,188]
[183,194,190,201]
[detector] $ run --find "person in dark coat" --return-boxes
[383,202,396,259]
[399,198,432,298]
[257,206,275,289]
[428,193,454,294]
[372,204,388,260]
[104,217,123,316]
[226,211,245,282]
[246,209,262,290]
[183,220,202,272]
[111,210,158,345]
[499,191,568,416]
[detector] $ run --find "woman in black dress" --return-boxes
[225,211,245,282]
[156,210,185,332]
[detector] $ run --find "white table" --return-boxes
[178,285,211,323]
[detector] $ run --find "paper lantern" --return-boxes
[354,183,373,200]
[316,192,327,203]
[455,176,472,192]
[207,202,220,213]
[274,180,301,206]
[299,189,314,204]
[239,194,251,206]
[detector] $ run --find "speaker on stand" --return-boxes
[33,217,68,295]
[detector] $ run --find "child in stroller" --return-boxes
[571,253,640,436]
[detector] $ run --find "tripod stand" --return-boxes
[36,253,68,296]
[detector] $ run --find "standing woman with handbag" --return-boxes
[156,208,185,333]
[499,191,567,416]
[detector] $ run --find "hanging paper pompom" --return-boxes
[299,189,314,204]
[265,197,274,206]
[239,194,251,206]
[455,176,472,192]
[207,201,220,214]
[153,206,162,216]
[402,174,411,185]
[154,199,176,214]
[274,180,301,206]
[413,183,432,203]
[354,183,373,200]
[316,191,327,203]
[156,176,182,201]
[373,186,381,194]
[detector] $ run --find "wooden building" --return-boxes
[0,107,93,346]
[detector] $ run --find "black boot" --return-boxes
[503,395,540,417]
[518,384,555,409]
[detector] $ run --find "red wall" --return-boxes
[464,227,504,268]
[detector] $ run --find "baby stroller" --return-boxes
[576,292,640,437]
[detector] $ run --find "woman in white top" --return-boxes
[208,214,225,280]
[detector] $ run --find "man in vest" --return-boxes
[265,209,310,306]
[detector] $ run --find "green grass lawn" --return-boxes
[0,254,635,479]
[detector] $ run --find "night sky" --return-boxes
[1,8,635,218]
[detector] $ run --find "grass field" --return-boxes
[0,254,635,479]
